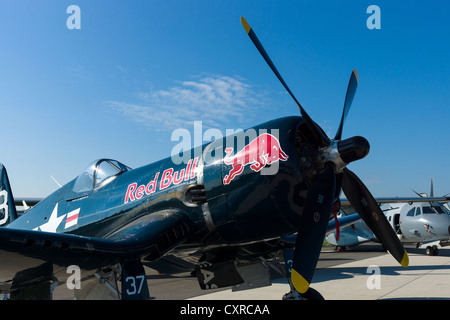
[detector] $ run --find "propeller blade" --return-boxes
[334,69,358,140]
[240,17,329,147]
[291,163,336,293]
[341,168,409,267]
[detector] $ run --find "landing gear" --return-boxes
[75,259,150,300]
[282,247,324,300]
[282,287,324,300]
[426,245,439,256]
[283,272,324,300]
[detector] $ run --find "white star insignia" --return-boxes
[34,203,66,233]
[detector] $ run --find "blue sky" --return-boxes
[0,1,449,198]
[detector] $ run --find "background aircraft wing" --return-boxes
[14,198,42,207]
[279,213,362,245]
[326,213,361,234]
[341,196,449,207]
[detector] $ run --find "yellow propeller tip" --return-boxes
[240,17,251,34]
[401,250,409,268]
[352,69,359,83]
[291,269,310,293]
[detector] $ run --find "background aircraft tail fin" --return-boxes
[0,164,17,226]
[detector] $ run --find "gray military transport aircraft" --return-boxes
[327,183,450,256]
[0,17,408,300]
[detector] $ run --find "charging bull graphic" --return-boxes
[223,133,288,185]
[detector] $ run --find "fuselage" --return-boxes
[381,202,450,243]
[8,116,310,249]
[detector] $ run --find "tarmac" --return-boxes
[51,244,450,300]
[189,246,450,300]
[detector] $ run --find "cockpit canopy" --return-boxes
[73,159,131,193]
[406,203,450,217]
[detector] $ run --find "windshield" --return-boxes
[433,205,450,215]
[422,205,450,215]
[73,159,131,193]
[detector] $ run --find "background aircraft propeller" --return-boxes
[240,17,408,295]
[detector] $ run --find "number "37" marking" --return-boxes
[125,275,145,295]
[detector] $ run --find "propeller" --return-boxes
[240,17,329,148]
[291,162,335,293]
[341,168,409,267]
[335,69,358,141]
[240,17,408,294]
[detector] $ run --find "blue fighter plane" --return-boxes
[0,17,407,300]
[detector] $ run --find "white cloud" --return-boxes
[106,75,264,131]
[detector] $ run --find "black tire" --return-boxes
[432,245,439,256]
[301,287,324,300]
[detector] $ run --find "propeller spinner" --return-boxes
[240,17,408,294]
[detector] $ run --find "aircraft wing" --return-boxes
[341,196,450,207]
[279,213,362,245]
[14,198,42,207]
[0,209,191,294]
[326,213,361,234]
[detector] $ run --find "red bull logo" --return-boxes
[223,133,288,185]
